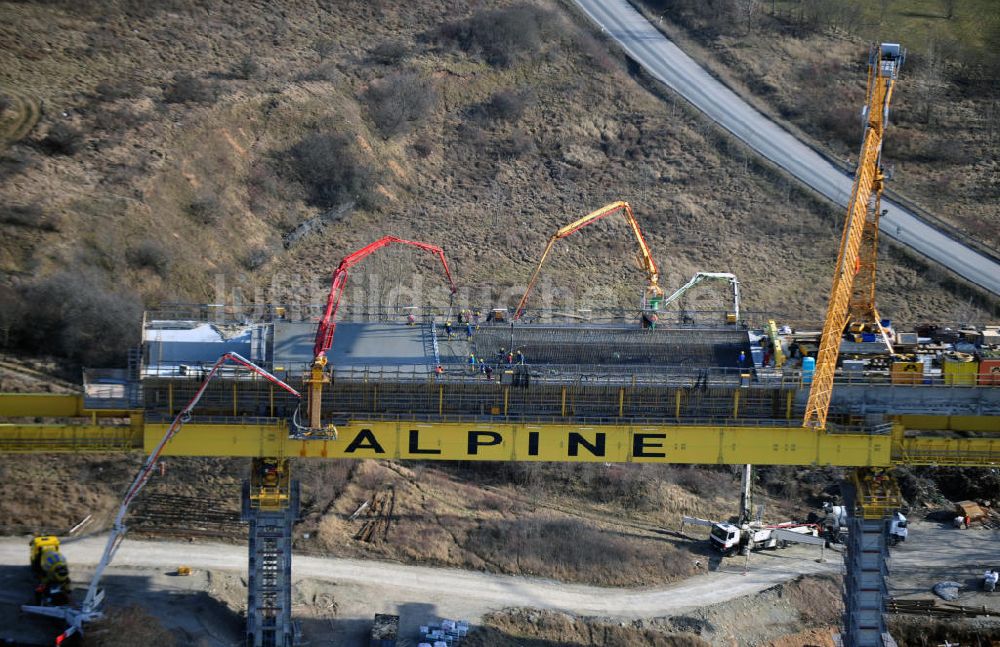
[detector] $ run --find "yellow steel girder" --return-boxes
[0,393,84,417]
[2,416,996,467]
[0,424,142,453]
[0,392,139,418]
[144,420,894,466]
[894,436,1000,466]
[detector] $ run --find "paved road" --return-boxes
[0,534,836,619]
[573,0,1000,296]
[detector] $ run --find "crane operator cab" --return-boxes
[878,42,904,77]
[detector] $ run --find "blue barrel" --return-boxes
[802,356,816,384]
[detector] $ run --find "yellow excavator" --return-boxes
[30,535,71,606]
[513,201,663,319]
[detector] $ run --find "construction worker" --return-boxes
[444,321,453,338]
[738,350,747,368]
[407,312,416,325]
[435,365,444,377]
[484,365,494,381]
[965,514,971,529]
[515,350,524,365]
[468,354,476,373]
[466,323,474,340]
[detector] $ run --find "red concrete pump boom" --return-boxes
[312,236,457,359]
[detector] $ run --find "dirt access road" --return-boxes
[0,534,836,645]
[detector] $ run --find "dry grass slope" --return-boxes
[0,0,994,360]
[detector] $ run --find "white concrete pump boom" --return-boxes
[660,272,740,322]
[22,352,301,640]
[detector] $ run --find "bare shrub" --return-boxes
[15,271,141,366]
[0,203,61,231]
[297,461,353,511]
[284,133,380,209]
[487,89,529,121]
[456,122,489,153]
[363,72,437,138]
[816,103,860,150]
[0,150,30,180]
[370,39,408,65]
[297,62,342,82]
[163,73,217,104]
[231,55,261,80]
[583,464,652,508]
[412,133,434,158]
[247,164,288,212]
[507,128,535,157]
[477,492,512,513]
[127,239,171,276]
[242,247,271,270]
[434,4,556,67]
[93,107,148,132]
[94,78,142,102]
[670,466,734,499]
[186,195,222,224]
[40,123,83,155]
[313,38,337,59]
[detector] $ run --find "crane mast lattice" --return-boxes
[804,43,905,430]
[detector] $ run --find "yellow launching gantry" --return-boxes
[2,393,997,466]
[513,201,663,319]
[804,43,904,431]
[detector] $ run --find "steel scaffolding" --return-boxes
[242,476,300,647]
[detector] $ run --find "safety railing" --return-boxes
[143,305,777,327]
[330,412,802,427]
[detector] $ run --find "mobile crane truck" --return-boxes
[29,535,71,606]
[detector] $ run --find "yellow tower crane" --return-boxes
[804,43,905,430]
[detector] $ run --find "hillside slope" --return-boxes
[0,0,994,367]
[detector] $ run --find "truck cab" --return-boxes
[889,511,908,544]
[709,522,741,553]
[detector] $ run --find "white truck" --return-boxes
[684,517,822,556]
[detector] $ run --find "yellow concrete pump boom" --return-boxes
[804,42,905,430]
[513,201,662,319]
